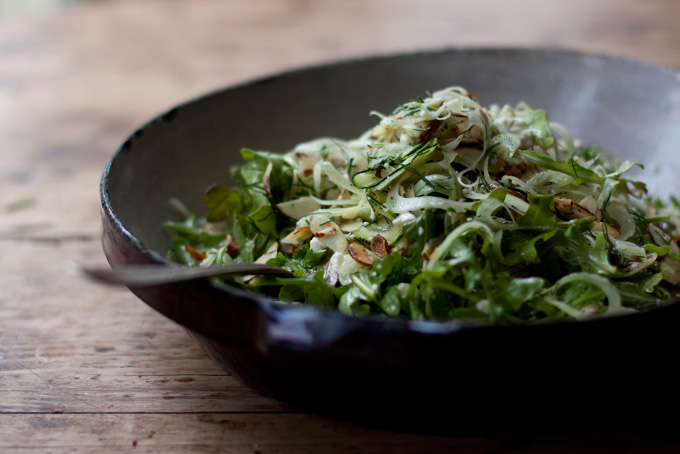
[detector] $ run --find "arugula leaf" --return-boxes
[267,245,327,275]
[503,230,557,265]
[488,274,546,313]
[205,185,243,222]
[518,194,559,231]
[249,204,277,234]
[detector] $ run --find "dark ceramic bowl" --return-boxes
[101,49,680,430]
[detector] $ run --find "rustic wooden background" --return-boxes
[2,0,680,452]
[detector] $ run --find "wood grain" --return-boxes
[2,0,680,451]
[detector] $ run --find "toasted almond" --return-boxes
[578,195,598,215]
[255,242,279,264]
[621,253,657,277]
[184,244,206,263]
[421,240,435,262]
[348,241,377,267]
[281,226,313,245]
[308,215,348,252]
[263,161,273,197]
[419,119,441,143]
[591,222,621,238]
[554,197,595,219]
[308,214,332,234]
[393,237,410,255]
[202,223,222,234]
[222,235,240,258]
[314,225,337,238]
[371,234,389,258]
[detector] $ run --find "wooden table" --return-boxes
[2,0,680,451]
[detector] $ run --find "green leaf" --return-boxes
[205,185,243,222]
[488,187,507,202]
[249,204,277,234]
[518,194,559,231]
[379,286,402,316]
[564,228,615,275]
[240,148,258,161]
[267,245,327,274]
[278,285,304,302]
[615,281,670,307]
[491,274,546,312]
[606,160,643,179]
[339,286,371,315]
[503,230,556,265]
[644,244,670,257]
[554,280,605,309]
[304,272,337,307]
[163,216,202,237]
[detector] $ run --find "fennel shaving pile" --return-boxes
[165,86,680,323]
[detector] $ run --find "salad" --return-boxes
[165,86,680,323]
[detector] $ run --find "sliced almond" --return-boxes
[348,241,378,267]
[202,223,222,234]
[296,153,321,179]
[392,237,410,255]
[371,234,389,258]
[184,244,206,263]
[308,214,332,234]
[620,253,658,278]
[578,195,598,216]
[419,119,442,143]
[421,240,436,263]
[281,226,313,245]
[263,161,273,197]
[255,242,279,264]
[554,197,595,219]
[308,215,348,252]
[591,222,621,238]
[221,234,240,258]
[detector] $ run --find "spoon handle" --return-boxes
[73,262,294,287]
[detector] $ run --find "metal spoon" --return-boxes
[71,262,294,287]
